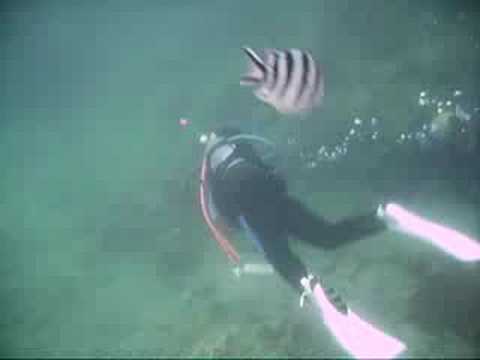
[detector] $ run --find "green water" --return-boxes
[1,0,479,357]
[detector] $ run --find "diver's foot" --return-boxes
[300,275,348,314]
[376,203,386,218]
[376,203,399,229]
[324,286,348,314]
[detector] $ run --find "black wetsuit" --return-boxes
[207,134,387,294]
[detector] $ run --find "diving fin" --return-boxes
[300,275,406,359]
[378,202,480,262]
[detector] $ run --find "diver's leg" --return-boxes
[240,209,308,295]
[284,195,387,250]
[264,239,309,295]
[225,162,310,293]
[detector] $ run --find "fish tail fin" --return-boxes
[240,46,266,86]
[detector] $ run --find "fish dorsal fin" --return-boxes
[241,46,267,85]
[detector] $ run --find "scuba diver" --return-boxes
[201,126,385,295]
[198,126,480,359]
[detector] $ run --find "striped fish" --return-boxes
[240,46,324,115]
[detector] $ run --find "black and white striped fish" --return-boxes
[240,46,324,115]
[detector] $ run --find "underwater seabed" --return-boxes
[177,178,480,358]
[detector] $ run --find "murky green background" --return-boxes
[1,0,479,357]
